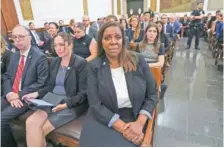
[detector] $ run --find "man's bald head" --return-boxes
[12,25,32,51]
[82,15,90,27]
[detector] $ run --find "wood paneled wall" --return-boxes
[150,0,157,11]
[1,0,19,35]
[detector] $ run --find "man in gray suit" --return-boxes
[39,22,51,43]
[1,25,49,147]
[82,15,98,40]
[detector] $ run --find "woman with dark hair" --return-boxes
[23,32,88,147]
[73,22,98,62]
[156,21,169,52]
[138,23,165,67]
[120,18,129,31]
[79,22,157,147]
[67,19,75,35]
[44,22,59,56]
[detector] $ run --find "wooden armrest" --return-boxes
[141,110,156,147]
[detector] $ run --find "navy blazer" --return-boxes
[164,23,174,38]
[79,53,158,146]
[3,46,49,99]
[86,53,157,126]
[38,54,88,110]
[169,21,181,34]
[125,28,144,43]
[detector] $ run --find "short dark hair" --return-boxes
[44,22,48,26]
[106,15,118,22]
[216,10,221,14]
[143,11,151,16]
[28,22,34,26]
[49,22,59,29]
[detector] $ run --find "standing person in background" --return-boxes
[186,2,205,50]
[67,19,75,36]
[73,22,98,62]
[82,15,98,40]
[44,22,59,56]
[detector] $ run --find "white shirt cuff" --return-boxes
[139,110,152,120]
[108,113,120,127]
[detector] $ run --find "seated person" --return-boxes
[79,22,157,147]
[126,15,144,43]
[138,23,165,67]
[156,21,170,52]
[44,22,59,57]
[1,36,12,96]
[180,14,190,38]
[161,14,174,42]
[138,23,166,98]
[73,22,98,62]
[22,32,88,147]
[1,25,49,147]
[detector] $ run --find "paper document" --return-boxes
[26,99,55,107]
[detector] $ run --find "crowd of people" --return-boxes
[1,2,223,147]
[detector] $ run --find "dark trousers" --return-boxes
[187,26,200,47]
[1,98,28,147]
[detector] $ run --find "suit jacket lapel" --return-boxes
[101,59,118,110]
[125,72,134,108]
[64,55,75,82]
[22,49,32,82]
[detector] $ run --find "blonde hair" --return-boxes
[129,15,141,41]
[1,36,7,55]
[69,19,75,26]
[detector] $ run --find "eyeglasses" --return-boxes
[11,34,30,41]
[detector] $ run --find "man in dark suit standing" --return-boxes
[1,25,49,147]
[82,15,98,40]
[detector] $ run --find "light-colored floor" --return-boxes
[154,37,223,147]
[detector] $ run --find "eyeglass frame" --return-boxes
[11,34,30,41]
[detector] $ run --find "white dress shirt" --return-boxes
[31,30,41,44]
[85,26,90,34]
[111,67,132,108]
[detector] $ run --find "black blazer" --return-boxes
[1,50,12,96]
[160,33,170,52]
[38,54,88,110]
[86,53,157,126]
[3,46,49,98]
[125,28,144,43]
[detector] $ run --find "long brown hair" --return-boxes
[1,36,7,55]
[98,22,137,72]
[129,15,141,41]
[52,32,73,53]
[139,22,160,53]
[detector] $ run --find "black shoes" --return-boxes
[185,45,190,49]
[195,47,200,50]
